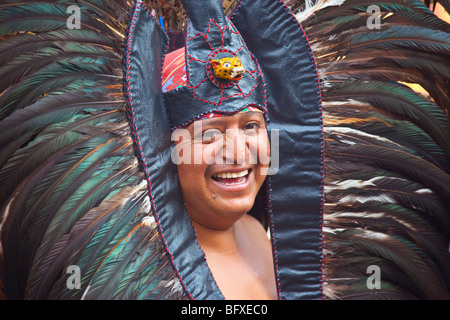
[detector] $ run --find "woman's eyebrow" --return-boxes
[199,116,231,127]
[241,111,264,118]
[239,112,265,124]
[198,111,265,127]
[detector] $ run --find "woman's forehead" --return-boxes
[197,106,264,121]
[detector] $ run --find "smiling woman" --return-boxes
[134,0,325,300]
[174,111,276,299]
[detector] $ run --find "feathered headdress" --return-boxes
[0,0,448,300]
[124,0,324,299]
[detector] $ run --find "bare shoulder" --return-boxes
[240,214,277,299]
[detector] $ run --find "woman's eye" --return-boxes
[242,122,261,134]
[201,128,222,142]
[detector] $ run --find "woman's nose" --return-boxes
[222,129,247,164]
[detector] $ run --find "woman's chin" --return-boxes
[213,196,255,221]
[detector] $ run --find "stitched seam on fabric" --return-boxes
[124,0,192,300]
[229,0,245,20]
[265,177,280,299]
[278,0,325,299]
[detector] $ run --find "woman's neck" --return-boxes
[191,217,245,256]
[191,214,278,300]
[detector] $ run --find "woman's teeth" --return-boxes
[213,169,248,179]
[212,169,249,185]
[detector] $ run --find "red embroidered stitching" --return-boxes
[186,18,260,106]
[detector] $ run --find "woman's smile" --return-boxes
[211,167,252,189]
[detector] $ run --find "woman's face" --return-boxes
[174,111,270,230]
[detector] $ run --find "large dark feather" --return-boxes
[302,0,450,299]
[0,0,176,300]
